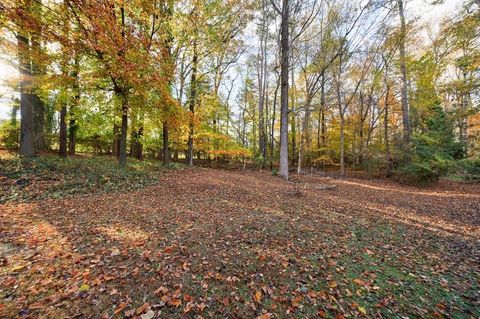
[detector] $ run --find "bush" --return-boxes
[395,161,441,185]
[0,124,19,150]
[454,159,480,182]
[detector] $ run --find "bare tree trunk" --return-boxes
[270,75,279,170]
[187,38,198,167]
[279,0,290,179]
[118,6,128,167]
[258,0,268,169]
[30,2,47,152]
[290,71,296,167]
[384,84,391,177]
[339,113,345,177]
[397,0,411,142]
[69,56,80,155]
[118,93,128,166]
[17,32,36,157]
[163,122,170,166]
[59,104,67,158]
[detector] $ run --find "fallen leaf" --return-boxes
[136,302,150,315]
[113,302,127,315]
[358,306,367,315]
[291,295,302,308]
[140,310,155,319]
[253,290,262,303]
[79,284,90,292]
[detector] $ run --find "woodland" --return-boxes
[0,0,479,318]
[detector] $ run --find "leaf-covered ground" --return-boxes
[0,152,182,204]
[1,168,479,318]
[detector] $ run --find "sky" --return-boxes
[0,0,462,120]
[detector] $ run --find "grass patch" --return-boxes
[325,224,480,318]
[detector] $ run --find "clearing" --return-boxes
[1,168,479,318]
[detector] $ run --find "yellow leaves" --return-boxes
[79,284,90,292]
[328,280,337,288]
[257,313,273,319]
[11,264,26,272]
[358,306,367,315]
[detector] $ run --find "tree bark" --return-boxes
[279,0,290,179]
[69,56,80,155]
[59,104,67,158]
[187,38,198,167]
[30,2,48,152]
[397,0,411,142]
[384,84,391,177]
[17,32,36,157]
[163,122,170,166]
[118,93,128,166]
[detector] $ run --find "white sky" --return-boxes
[0,0,463,120]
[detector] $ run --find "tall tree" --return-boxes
[16,1,36,157]
[397,0,411,142]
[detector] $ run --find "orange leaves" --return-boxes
[113,302,127,315]
[291,295,303,308]
[253,290,262,303]
[163,246,174,254]
[136,302,150,315]
[353,278,366,286]
[169,299,182,307]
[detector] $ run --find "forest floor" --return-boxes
[1,158,479,318]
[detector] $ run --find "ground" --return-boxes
[1,160,479,318]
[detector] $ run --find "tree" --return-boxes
[397,0,412,142]
[15,1,36,157]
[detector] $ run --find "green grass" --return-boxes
[0,153,183,203]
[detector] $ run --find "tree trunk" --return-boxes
[59,104,67,158]
[270,75,279,170]
[30,3,47,152]
[163,122,170,166]
[32,95,47,152]
[397,0,411,142]
[118,93,128,166]
[68,56,80,155]
[290,72,296,167]
[279,0,290,179]
[340,113,345,177]
[17,33,36,157]
[384,85,391,177]
[321,74,327,148]
[187,39,198,167]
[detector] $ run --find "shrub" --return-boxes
[455,159,480,182]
